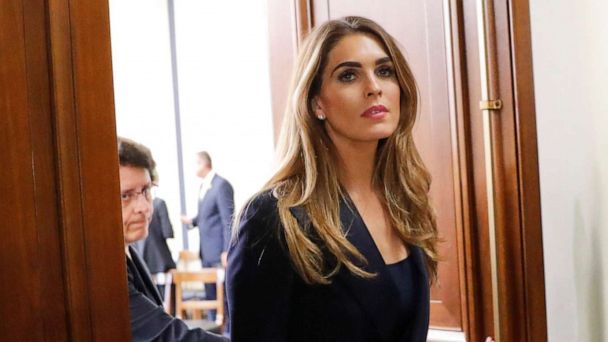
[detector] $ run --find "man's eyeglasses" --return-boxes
[120,184,155,207]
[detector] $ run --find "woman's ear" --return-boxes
[312,97,326,120]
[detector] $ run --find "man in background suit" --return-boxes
[181,151,234,321]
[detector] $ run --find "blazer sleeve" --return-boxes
[128,271,227,342]
[157,199,174,239]
[216,180,235,253]
[191,211,199,228]
[227,194,294,342]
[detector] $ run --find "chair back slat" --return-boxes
[172,268,224,330]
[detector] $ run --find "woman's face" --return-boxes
[119,165,153,245]
[314,33,401,146]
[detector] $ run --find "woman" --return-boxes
[118,137,227,342]
[227,16,437,341]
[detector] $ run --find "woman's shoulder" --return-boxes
[234,189,281,241]
[241,189,279,220]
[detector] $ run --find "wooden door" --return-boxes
[1,0,131,340]
[309,0,466,332]
[268,1,547,341]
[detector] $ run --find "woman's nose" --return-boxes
[365,75,382,97]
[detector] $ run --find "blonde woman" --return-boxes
[227,16,438,342]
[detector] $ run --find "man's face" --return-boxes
[119,165,153,245]
[195,156,210,178]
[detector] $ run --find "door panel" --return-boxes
[1,0,131,340]
[312,1,464,331]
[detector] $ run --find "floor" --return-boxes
[427,329,467,342]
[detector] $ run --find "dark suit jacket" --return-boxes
[227,191,430,342]
[192,174,234,265]
[127,246,228,342]
[141,198,177,273]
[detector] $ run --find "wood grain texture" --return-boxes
[1,0,131,340]
[0,0,45,340]
[48,0,131,339]
[507,0,548,340]
[461,0,547,340]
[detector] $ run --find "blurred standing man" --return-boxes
[181,151,234,321]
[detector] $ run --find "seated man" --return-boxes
[118,137,228,342]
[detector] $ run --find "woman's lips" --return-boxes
[361,105,388,119]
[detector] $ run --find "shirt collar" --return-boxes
[201,169,216,188]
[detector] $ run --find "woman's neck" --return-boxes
[333,139,378,196]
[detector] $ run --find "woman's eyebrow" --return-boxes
[375,56,392,65]
[331,61,361,75]
[330,56,392,76]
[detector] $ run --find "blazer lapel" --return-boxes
[128,246,164,305]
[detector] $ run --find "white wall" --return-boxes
[172,0,274,219]
[109,0,274,256]
[109,0,184,251]
[530,1,608,341]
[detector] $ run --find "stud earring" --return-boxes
[317,114,326,120]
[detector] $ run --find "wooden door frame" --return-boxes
[267,1,547,341]
[48,0,131,339]
[459,0,547,340]
[2,0,130,339]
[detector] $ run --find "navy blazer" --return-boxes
[193,174,234,265]
[141,197,177,273]
[127,246,228,342]
[227,191,430,342]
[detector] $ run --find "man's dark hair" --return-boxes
[197,151,212,169]
[118,137,157,182]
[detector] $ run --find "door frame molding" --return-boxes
[1,0,131,339]
[47,0,131,339]
[452,0,547,340]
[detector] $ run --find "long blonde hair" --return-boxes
[256,16,438,284]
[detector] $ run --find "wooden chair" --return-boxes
[165,250,204,315]
[177,250,201,270]
[172,268,225,333]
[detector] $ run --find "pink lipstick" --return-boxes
[361,105,388,119]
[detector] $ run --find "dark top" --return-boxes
[140,197,177,273]
[127,246,228,342]
[386,257,418,340]
[227,191,430,342]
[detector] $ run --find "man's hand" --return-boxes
[180,215,192,225]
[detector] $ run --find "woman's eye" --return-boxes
[120,193,131,201]
[377,66,395,78]
[338,70,357,82]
